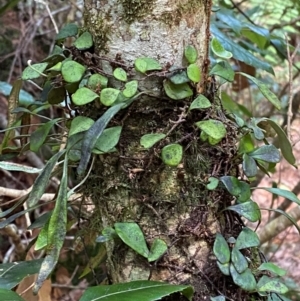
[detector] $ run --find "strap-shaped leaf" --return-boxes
[79,281,194,301]
[34,157,68,293]
[27,151,64,207]
[0,161,42,173]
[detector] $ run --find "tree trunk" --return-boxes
[82,0,241,299]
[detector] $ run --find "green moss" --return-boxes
[161,0,202,26]
[119,0,155,23]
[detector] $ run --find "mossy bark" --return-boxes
[82,0,244,299]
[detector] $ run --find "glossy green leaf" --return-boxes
[47,61,62,72]
[148,239,168,262]
[34,158,68,293]
[134,57,162,73]
[216,261,230,276]
[0,289,25,301]
[123,80,138,98]
[195,119,226,143]
[230,265,256,291]
[211,37,233,59]
[113,67,127,82]
[163,80,193,100]
[235,227,260,250]
[248,145,280,163]
[227,201,261,222]
[258,263,286,277]
[140,133,166,149]
[74,31,93,50]
[216,8,242,34]
[69,116,94,136]
[47,86,66,104]
[257,276,288,294]
[210,61,235,82]
[30,118,60,152]
[262,119,295,166]
[100,88,120,106]
[0,259,43,289]
[27,151,63,207]
[77,102,126,175]
[206,177,219,190]
[187,63,201,82]
[88,74,108,90]
[231,246,248,273]
[184,45,198,64]
[247,119,265,140]
[93,126,122,153]
[22,63,48,80]
[79,281,194,301]
[161,144,183,166]
[254,187,300,206]
[241,24,269,49]
[72,87,99,106]
[0,161,41,173]
[55,23,78,40]
[114,222,149,258]
[211,23,273,74]
[243,153,257,178]
[238,73,281,110]
[190,94,211,110]
[213,233,230,264]
[61,61,86,83]
[169,70,190,84]
[220,176,251,202]
[220,92,241,115]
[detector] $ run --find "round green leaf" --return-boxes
[163,80,193,100]
[134,58,147,73]
[47,86,66,104]
[235,227,260,250]
[22,63,48,80]
[187,63,201,83]
[211,37,233,59]
[231,246,248,273]
[213,233,230,264]
[69,116,94,136]
[134,57,162,73]
[169,71,190,84]
[123,80,138,98]
[113,67,127,82]
[72,87,99,106]
[100,88,120,106]
[195,119,226,140]
[184,45,198,64]
[148,238,168,262]
[248,145,280,163]
[206,177,219,190]
[161,144,183,166]
[114,222,149,258]
[55,23,78,40]
[61,60,86,83]
[87,73,108,90]
[47,61,62,72]
[73,31,93,50]
[190,94,211,110]
[93,126,122,153]
[209,61,234,82]
[230,265,256,291]
[140,133,166,149]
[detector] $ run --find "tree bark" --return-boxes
[82,0,242,299]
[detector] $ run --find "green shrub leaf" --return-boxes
[184,45,198,64]
[61,61,86,83]
[195,119,226,143]
[231,246,248,273]
[163,80,193,100]
[217,261,230,276]
[55,23,78,40]
[69,116,94,136]
[93,126,122,153]
[227,201,261,222]
[22,63,48,80]
[134,57,162,73]
[206,177,219,190]
[72,87,99,106]
[242,153,257,178]
[229,265,256,291]
[123,80,138,98]
[88,73,108,90]
[211,37,233,59]
[209,61,235,82]
[258,263,286,277]
[148,239,168,262]
[187,63,201,82]
[248,145,280,163]
[100,88,120,106]
[74,31,93,50]
[0,289,26,301]
[257,276,288,294]
[113,67,127,82]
